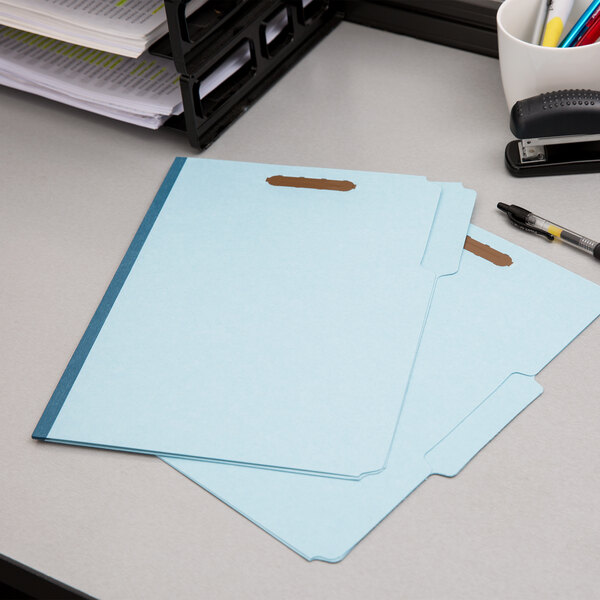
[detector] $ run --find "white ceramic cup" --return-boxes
[497,0,600,110]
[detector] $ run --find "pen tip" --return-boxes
[497,202,509,213]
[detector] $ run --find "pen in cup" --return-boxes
[532,0,551,44]
[541,0,575,46]
[560,0,600,46]
[572,2,600,44]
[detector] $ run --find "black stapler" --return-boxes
[505,89,600,177]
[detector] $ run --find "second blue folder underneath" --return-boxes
[163,224,600,562]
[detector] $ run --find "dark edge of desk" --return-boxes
[344,0,500,58]
[0,554,96,600]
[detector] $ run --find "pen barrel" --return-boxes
[560,0,600,47]
[548,0,575,21]
[532,0,550,44]
[532,215,598,255]
[542,0,574,46]
[560,230,597,254]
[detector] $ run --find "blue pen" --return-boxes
[559,0,600,46]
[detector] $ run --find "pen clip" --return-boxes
[507,213,555,241]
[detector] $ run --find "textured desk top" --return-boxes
[1,22,599,600]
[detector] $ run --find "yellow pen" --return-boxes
[541,0,575,46]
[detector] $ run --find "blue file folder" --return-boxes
[163,225,600,562]
[32,158,474,478]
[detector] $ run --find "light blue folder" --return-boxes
[33,158,473,478]
[163,225,600,562]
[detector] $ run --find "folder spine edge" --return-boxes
[31,157,187,440]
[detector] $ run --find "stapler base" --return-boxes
[505,139,600,177]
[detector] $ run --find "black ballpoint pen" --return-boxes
[497,203,600,260]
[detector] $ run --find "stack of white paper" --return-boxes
[0,0,206,58]
[0,25,185,128]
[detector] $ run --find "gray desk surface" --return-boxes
[2,22,599,600]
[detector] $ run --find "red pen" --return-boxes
[574,6,600,45]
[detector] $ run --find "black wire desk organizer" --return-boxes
[150,0,343,149]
